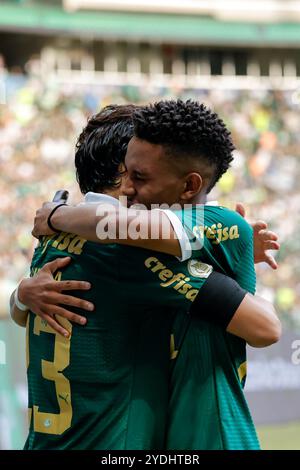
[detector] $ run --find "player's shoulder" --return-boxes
[180,204,251,228]
[165,204,252,243]
[204,205,249,224]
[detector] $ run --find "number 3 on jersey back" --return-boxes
[26,315,73,435]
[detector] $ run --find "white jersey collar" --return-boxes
[205,200,219,206]
[84,191,119,206]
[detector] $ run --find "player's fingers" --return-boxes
[258,229,279,241]
[42,201,53,208]
[31,224,39,239]
[54,280,91,292]
[50,305,87,326]
[57,293,94,312]
[264,253,278,270]
[43,257,72,274]
[252,220,268,232]
[235,202,246,218]
[39,312,71,338]
[263,241,280,251]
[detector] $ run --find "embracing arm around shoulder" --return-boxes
[33,202,280,269]
[33,203,182,257]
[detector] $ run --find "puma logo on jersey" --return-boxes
[59,393,69,405]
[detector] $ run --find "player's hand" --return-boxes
[32,202,59,238]
[18,257,94,337]
[235,202,280,270]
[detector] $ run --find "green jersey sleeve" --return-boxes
[232,216,256,294]
[116,245,213,311]
[163,205,256,294]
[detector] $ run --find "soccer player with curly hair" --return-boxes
[13,101,280,449]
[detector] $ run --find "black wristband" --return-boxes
[190,271,247,329]
[47,204,68,233]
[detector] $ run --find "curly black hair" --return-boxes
[75,104,136,194]
[132,99,235,192]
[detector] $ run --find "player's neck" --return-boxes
[103,188,121,199]
[187,193,207,206]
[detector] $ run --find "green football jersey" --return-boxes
[24,231,211,450]
[165,205,260,450]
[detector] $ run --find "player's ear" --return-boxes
[180,172,203,201]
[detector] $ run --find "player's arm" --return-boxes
[10,257,94,337]
[191,271,281,348]
[32,202,279,267]
[118,248,281,348]
[10,289,28,327]
[228,294,281,347]
[32,202,181,256]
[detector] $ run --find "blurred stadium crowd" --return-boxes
[0,62,299,328]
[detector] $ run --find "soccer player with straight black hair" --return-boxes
[11,103,220,449]
[27,100,280,449]
[74,104,137,196]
